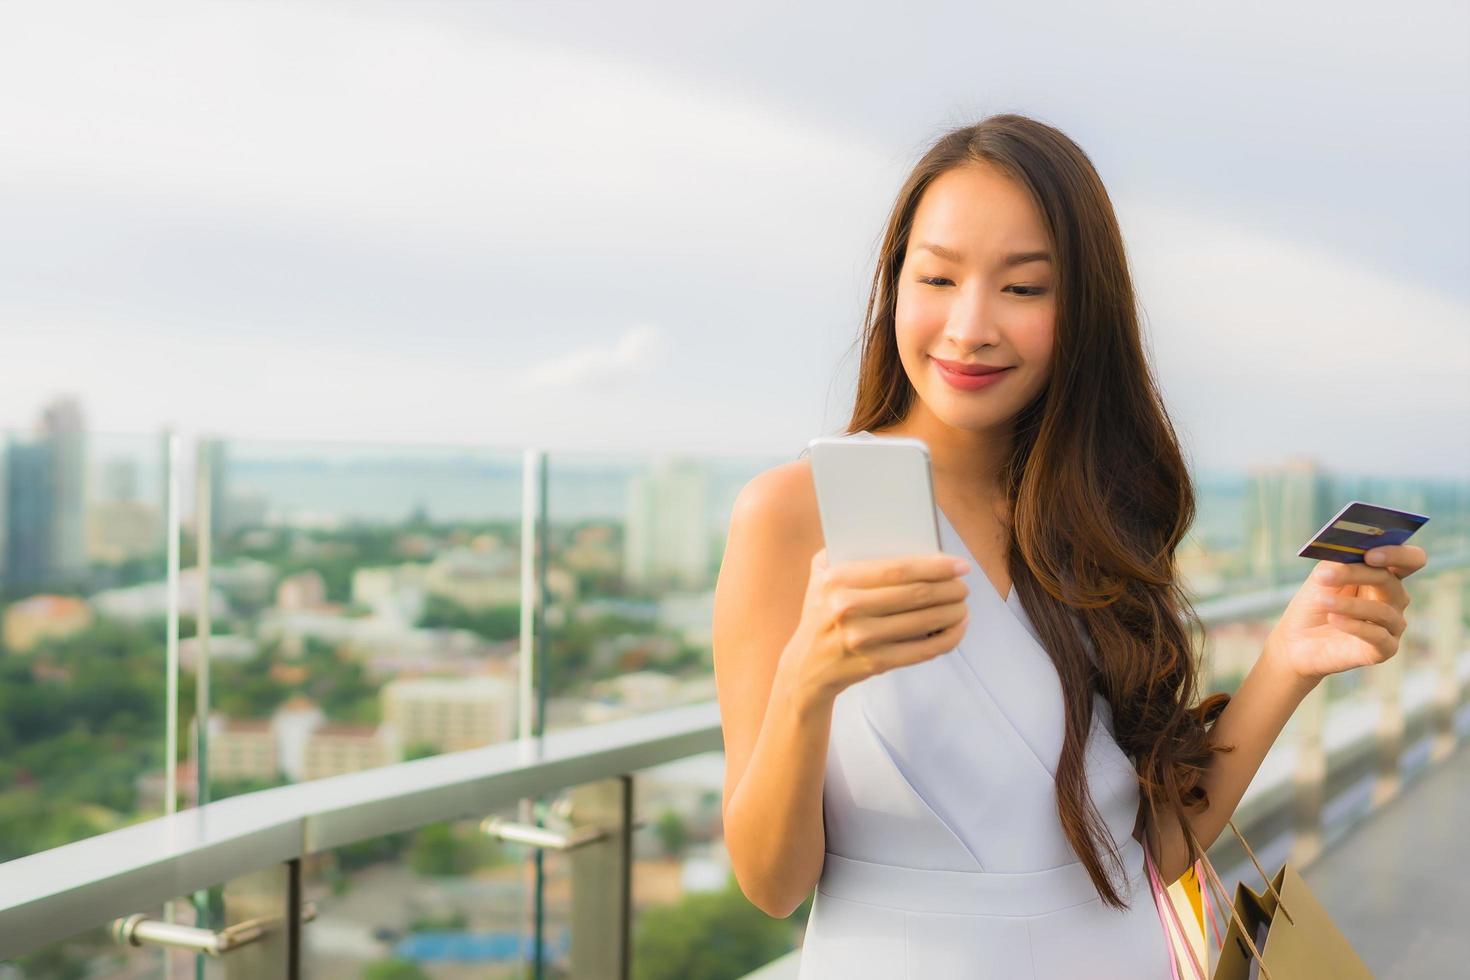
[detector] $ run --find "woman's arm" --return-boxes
[714,463,832,918]
[1146,542,1425,883]
[1145,640,1318,883]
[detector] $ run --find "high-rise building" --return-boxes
[89,453,158,563]
[624,458,711,591]
[0,400,89,590]
[38,398,87,581]
[1244,456,1334,586]
[101,456,139,503]
[3,442,56,589]
[205,439,230,543]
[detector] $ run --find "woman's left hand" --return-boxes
[1265,544,1428,681]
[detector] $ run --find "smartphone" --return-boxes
[807,431,942,565]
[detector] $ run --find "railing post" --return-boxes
[567,776,634,979]
[212,863,293,978]
[285,858,302,980]
[1371,631,1407,806]
[1289,681,1327,867]
[1430,570,1465,761]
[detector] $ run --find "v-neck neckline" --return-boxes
[934,502,1014,607]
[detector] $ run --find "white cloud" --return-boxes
[0,4,1464,479]
[1120,198,1470,477]
[0,3,892,256]
[514,323,662,394]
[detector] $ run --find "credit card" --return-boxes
[1298,500,1429,564]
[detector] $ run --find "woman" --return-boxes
[711,113,1427,978]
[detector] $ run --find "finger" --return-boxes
[1364,544,1427,577]
[842,600,968,649]
[842,577,970,618]
[878,611,970,668]
[1324,612,1396,663]
[827,552,969,588]
[1314,562,1409,607]
[1323,593,1406,637]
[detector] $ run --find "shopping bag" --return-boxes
[1146,834,1212,980]
[1191,819,1375,980]
[1206,857,1373,979]
[1168,864,1208,971]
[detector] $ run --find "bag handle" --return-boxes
[1221,817,1295,926]
[1180,818,1291,979]
[1145,817,1294,980]
[1144,838,1207,980]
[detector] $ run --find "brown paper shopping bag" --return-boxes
[1188,819,1376,980]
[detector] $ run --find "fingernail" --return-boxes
[1366,550,1387,565]
[952,559,971,575]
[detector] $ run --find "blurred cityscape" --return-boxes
[2,395,1467,979]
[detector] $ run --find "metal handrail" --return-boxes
[112,902,317,956]
[1192,549,1468,627]
[0,553,1464,960]
[0,699,721,959]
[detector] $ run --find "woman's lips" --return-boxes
[932,357,1014,390]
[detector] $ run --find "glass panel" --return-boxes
[0,910,166,978]
[180,437,538,976]
[0,425,174,861]
[198,864,293,979]
[1232,468,1468,592]
[302,801,535,978]
[542,450,782,732]
[190,437,526,807]
[627,752,805,980]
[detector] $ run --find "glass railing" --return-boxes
[2,427,1468,978]
[0,425,176,978]
[541,448,785,733]
[193,436,538,978]
[3,636,1468,977]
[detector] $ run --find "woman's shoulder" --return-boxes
[732,459,822,554]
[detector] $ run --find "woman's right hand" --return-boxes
[784,548,972,704]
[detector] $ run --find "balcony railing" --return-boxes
[2,424,1466,977]
[2,554,1466,976]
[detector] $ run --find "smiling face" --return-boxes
[894,161,1058,436]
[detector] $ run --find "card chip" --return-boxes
[1333,520,1384,536]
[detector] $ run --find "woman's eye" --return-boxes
[917,277,1047,297]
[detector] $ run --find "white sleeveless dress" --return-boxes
[797,433,1173,978]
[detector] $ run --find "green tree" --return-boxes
[361,959,430,980]
[654,808,688,859]
[632,877,796,980]
[416,594,520,641]
[407,909,467,932]
[211,774,289,802]
[337,831,412,873]
[407,822,504,876]
[0,618,174,859]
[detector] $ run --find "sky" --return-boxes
[1,1,1467,478]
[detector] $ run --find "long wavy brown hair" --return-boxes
[844,114,1233,909]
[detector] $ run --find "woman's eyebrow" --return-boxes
[915,241,1052,267]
